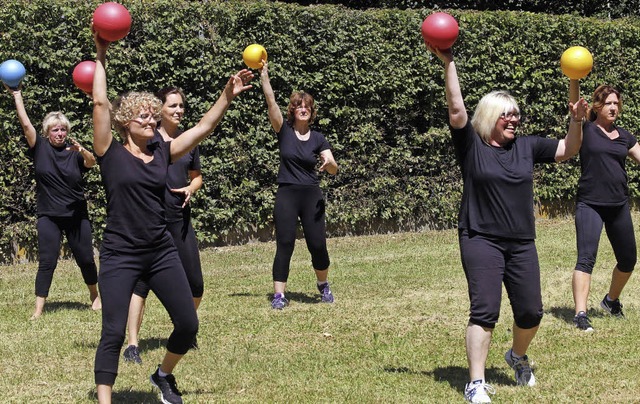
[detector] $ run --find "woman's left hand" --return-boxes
[170,186,193,208]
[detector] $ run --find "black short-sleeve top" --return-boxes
[577,121,637,206]
[27,135,89,217]
[276,121,331,186]
[153,130,201,223]
[97,140,173,253]
[451,121,559,240]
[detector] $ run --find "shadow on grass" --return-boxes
[384,365,514,392]
[87,388,158,403]
[139,337,168,353]
[547,305,605,324]
[44,300,91,313]
[264,291,320,304]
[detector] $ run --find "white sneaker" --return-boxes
[504,349,536,386]
[464,380,495,403]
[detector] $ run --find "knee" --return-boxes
[311,254,330,270]
[514,309,543,329]
[575,263,594,275]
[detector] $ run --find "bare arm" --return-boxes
[319,149,338,175]
[259,60,283,133]
[91,27,113,157]
[5,85,37,148]
[555,94,588,162]
[628,143,640,165]
[169,70,254,162]
[170,169,203,208]
[67,136,97,168]
[425,45,467,129]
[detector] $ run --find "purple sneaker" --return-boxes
[271,293,289,310]
[317,282,334,303]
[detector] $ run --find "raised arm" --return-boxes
[5,85,37,148]
[426,45,467,129]
[555,90,588,162]
[91,26,113,157]
[169,69,254,162]
[259,60,283,133]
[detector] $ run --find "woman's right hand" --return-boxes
[425,43,454,64]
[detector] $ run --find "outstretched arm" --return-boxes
[426,44,467,129]
[170,69,254,162]
[67,136,97,168]
[259,60,284,133]
[5,84,37,148]
[91,25,113,157]
[555,92,588,162]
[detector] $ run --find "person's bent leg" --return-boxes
[604,203,636,302]
[65,215,101,310]
[573,201,603,314]
[95,250,143,400]
[33,216,63,319]
[271,186,299,307]
[459,230,505,383]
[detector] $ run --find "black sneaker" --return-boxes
[150,366,183,404]
[317,282,334,303]
[600,295,625,318]
[123,345,142,364]
[573,312,594,332]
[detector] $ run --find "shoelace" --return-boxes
[467,383,496,399]
[513,356,532,379]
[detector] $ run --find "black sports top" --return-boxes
[451,121,559,240]
[27,135,89,217]
[97,140,173,253]
[276,121,331,186]
[577,121,637,206]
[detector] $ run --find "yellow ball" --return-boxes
[242,44,267,69]
[560,46,593,80]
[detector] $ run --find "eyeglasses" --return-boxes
[295,106,309,111]
[500,112,521,121]
[131,112,160,124]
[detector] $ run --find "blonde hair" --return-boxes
[41,112,71,137]
[471,90,520,143]
[111,92,162,139]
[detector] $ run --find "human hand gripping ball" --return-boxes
[243,44,268,69]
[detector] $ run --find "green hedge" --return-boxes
[1,0,640,262]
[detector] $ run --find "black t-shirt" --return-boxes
[97,140,173,253]
[577,121,637,206]
[451,121,559,240]
[276,121,331,185]
[153,130,201,223]
[27,135,89,217]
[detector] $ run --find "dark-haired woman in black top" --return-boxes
[260,60,338,310]
[6,84,100,320]
[572,85,640,332]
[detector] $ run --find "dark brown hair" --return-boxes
[589,85,621,122]
[286,91,317,125]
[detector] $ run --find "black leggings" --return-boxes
[133,215,204,298]
[575,201,637,274]
[94,244,198,385]
[35,214,97,297]
[459,229,543,329]
[272,184,330,282]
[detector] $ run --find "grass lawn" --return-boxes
[1,216,638,403]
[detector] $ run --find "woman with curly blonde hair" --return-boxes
[90,27,254,404]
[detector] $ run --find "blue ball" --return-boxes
[0,59,26,88]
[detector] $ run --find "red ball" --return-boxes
[421,12,459,50]
[93,2,132,42]
[72,60,96,93]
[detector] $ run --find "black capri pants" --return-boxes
[94,244,198,386]
[272,184,330,283]
[575,201,637,274]
[133,213,204,299]
[459,229,543,330]
[35,213,97,297]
